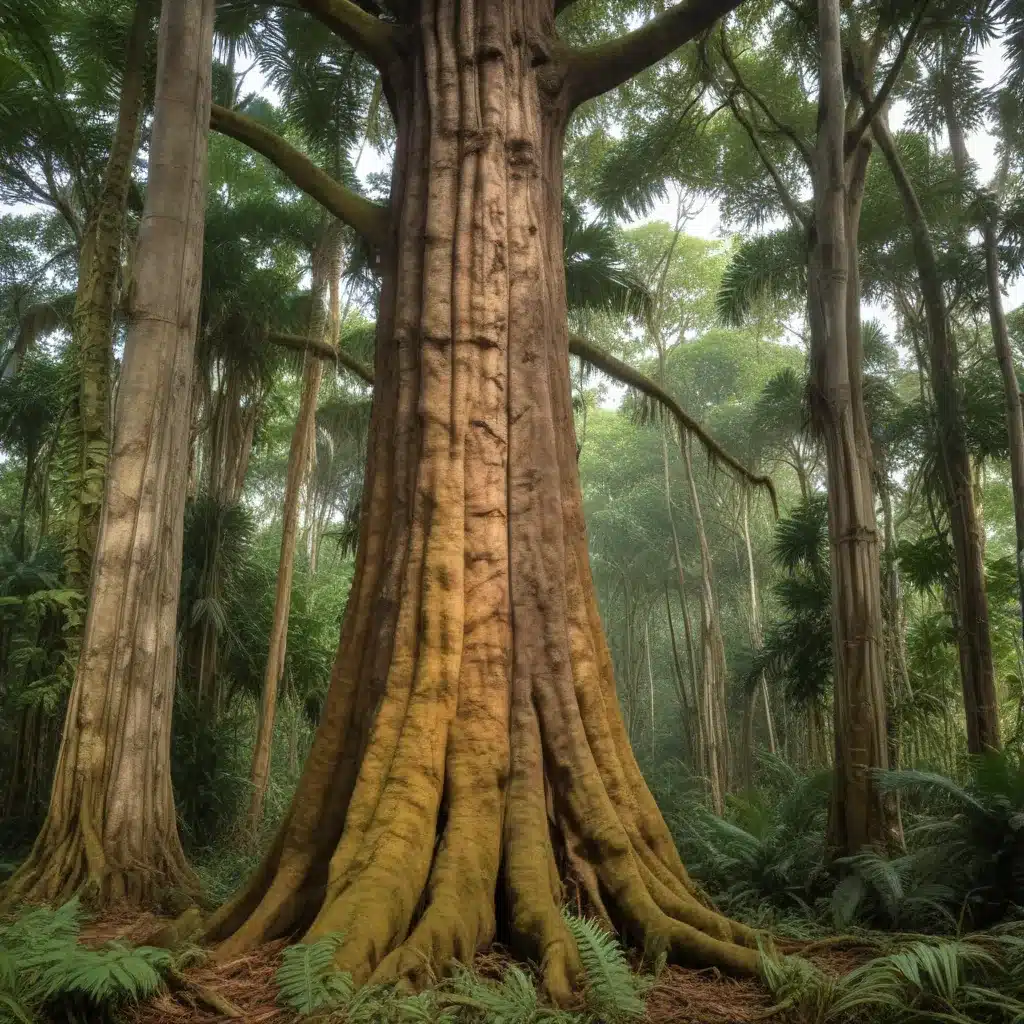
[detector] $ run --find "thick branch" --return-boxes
[566,0,744,109]
[845,0,927,154]
[728,97,810,229]
[294,0,399,73]
[210,104,390,251]
[568,334,777,511]
[720,38,814,169]
[268,331,374,385]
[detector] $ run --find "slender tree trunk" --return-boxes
[204,3,760,990]
[645,619,655,756]
[681,436,729,813]
[741,489,775,754]
[810,0,895,855]
[665,582,695,761]
[872,113,1001,753]
[64,0,153,595]
[245,219,342,838]
[2,0,214,908]
[984,215,1024,655]
[13,447,35,559]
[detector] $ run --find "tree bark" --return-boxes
[64,0,153,595]
[984,214,1024,657]
[3,0,214,908]
[871,111,1001,753]
[246,219,343,838]
[810,0,895,856]
[741,488,776,756]
[203,1,760,992]
[681,435,729,814]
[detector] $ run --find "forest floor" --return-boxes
[80,911,865,1024]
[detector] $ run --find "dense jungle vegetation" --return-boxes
[4,0,1024,1020]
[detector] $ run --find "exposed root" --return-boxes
[2,819,197,913]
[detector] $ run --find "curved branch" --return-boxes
[268,331,374,385]
[210,105,390,251]
[294,0,399,73]
[719,36,814,169]
[728,97,810,230]
[568,334,778,511]
[566,0,745,109]
[844,0,928,154]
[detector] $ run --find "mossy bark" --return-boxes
[204,0,760,996]
[3,0,214,909]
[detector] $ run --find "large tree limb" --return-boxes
[844,0,927,154]
[211,104,390,251]
[294,0,400,73]
[268,331,374,385]
[719,36,814,169]
[728,97,810,230]
[568,334,777,510]
[565,0,744,109]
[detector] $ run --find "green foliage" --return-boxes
[662,754,832,928]
[273,916,653,1023]
[275,932,354,1015]
[564,912,650,1019]
[875,751,1024,926]
[0,899,176,1023]
[761,931,1024,1024]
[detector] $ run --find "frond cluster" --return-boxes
[0,899,177,1023]
[274,915,653,1022]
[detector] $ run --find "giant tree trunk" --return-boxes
[872,113,1001,753]
[2,0,214,907]
[983,214,1024,656]
[810,0,895,855]
[204,2,759,994]
[246,220,342,837]
[64,0,153,595]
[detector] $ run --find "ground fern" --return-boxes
[272,912,653,1022]
[0,898,177,1023]
[564,912,648,1021]
[273,931,353,1014]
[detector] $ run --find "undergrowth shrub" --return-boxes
[0,899,178,1023]
[762,924,1024,1023]
[274,912,658,1022]
[659,754,832,933]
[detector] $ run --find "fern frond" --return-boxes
[564,912,645,1021]
[274,932,353,1015]
[37,943,171,1007]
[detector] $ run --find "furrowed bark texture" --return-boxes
[3,0,214,907]
[205,0,760,993]
[810,0,894,856]
[246,218,343,837]
[65,0,153,594]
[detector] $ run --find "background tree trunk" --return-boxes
[3,0,215,908]
[681,435,730,813]
[872,112,1001,753]
[64,0,153,596]
[983,214,1024,656]
[810,0,894,855]
[245,218,342,838]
